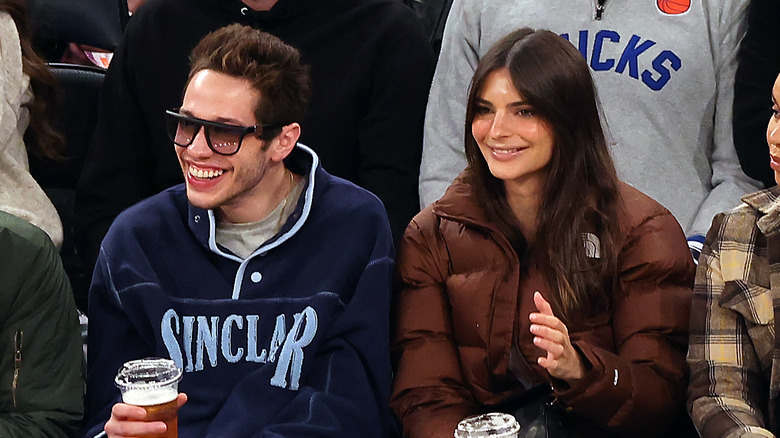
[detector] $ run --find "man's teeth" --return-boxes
[189,166,224,179]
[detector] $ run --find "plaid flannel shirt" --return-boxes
[688,186,780,438]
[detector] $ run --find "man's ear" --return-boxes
[268,123,301,162]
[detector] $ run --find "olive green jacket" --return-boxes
[0,210,84,436]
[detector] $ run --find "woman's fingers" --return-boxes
[533,291,554,315]
[530,292,569,335]
[530,323,565,343]
[528,312,562,327]
[537,354,557,369]
[528,292,585,382]
[532,333,565,356]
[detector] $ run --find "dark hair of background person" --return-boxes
[1,0,64,161]
[463,28,622,325]
[187,23,312,145]
[732,0,780,188]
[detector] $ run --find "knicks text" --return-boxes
[561,29,682,91]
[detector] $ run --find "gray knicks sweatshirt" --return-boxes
[419,0,761,236]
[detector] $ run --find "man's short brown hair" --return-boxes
[188,24,311,140]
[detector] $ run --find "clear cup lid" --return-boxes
[114,358,182,391]
[455,412,521,437]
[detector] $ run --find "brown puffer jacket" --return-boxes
[390,173,696,438]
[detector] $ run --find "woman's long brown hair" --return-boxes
[1,0,63,160]
[464,28,622,324]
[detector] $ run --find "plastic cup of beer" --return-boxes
[115,358,183,438]
[454,412,521,437]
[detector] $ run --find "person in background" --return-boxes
[59,0,149,69]
[83,24,395,437]
[391,28,696,438]
[74,0,434,278]
[687,71,780,438]
[418,0,761,263]
[0,0,64,247]
[732,0,780,189]
[406,0,454,57]
[0,209,84,437]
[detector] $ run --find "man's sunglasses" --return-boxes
[165,109,284,156]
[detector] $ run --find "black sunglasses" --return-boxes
[165,109,283,156]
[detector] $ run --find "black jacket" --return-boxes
[733,0,780,188]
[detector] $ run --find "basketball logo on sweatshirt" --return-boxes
[657,0,690,15]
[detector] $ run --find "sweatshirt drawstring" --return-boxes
[595,0,607,20]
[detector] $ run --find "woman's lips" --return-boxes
[489,146,526,161]
[770,155,780,171]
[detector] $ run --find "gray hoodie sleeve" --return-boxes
[419,0,481,207]
[689,0,761,236]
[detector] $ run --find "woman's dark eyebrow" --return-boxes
[475,98,528,107]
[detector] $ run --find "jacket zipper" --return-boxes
[595,0,607,20]
[12,330,22,408]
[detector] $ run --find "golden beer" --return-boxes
[122,388,179,438]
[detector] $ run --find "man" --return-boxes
[82,25,395,437]
[419,0,762,260]
[74,0,434,273]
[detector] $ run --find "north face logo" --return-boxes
[657,0,690,14]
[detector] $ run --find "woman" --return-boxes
[687,72,780,437]
[0,0,64,247]
[391,28,696,437]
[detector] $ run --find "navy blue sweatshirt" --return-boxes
[83,146,395,437]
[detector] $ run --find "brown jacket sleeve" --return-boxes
[390,211,478,438]
[554,201,695,436]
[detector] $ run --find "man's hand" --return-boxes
[104,393,187,437]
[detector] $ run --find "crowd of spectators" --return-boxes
[3,0,780,436]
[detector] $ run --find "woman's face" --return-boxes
[471,68,555,194]
[768,73,780,186]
